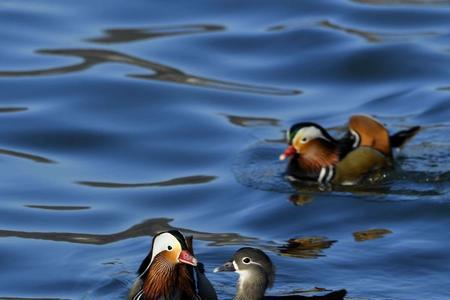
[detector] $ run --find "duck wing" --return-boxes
[347,115,391,156]
[333,146,390,185]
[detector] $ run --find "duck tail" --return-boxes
[390,126,421,148]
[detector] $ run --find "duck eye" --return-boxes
[167,245,173,251]
[242,257,251,264]
[301,137,308,143]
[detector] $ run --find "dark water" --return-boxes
[1,0,450,299]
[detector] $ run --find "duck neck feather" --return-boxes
[142,255,196,300]
[234,269,267,300]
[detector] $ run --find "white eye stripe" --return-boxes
[294,126,329,144]
[350,129,360,148]
[250,261,263,267]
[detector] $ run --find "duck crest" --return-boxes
[141,254,196,300]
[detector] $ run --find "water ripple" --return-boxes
[320,19,438,43]
[76,175,217,189]
[221,113,280,127]
[0,48,300,96]
[0,147,56,164]
[0,217,256,246]
[24,205,91,211]
[0,107,27,113]
[87,24,225,44]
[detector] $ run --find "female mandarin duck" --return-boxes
[279,115,420,185]
[214,247,347,300]
[128,230,217,300]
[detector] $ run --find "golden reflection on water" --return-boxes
[353,228,393,242]
[289,194,314,206]
[276,236,337,259]
[0,48,300,96]
[76,175,216,188]
[87,24,225,44]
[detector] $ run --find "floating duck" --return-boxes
[128,230,217,300]
[279,115,420,185]
[214,247,347,300]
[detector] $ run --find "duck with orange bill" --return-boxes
[279,115,420,186]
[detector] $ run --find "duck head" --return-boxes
[214,247,275,300]
[137,230,198,300]
[148,230,197,267]
[280,123,339,171]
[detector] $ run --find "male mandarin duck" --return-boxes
[128,230,217,300]
[279,115,420,185]
[214,247,347,300]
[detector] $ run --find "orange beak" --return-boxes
[178,250,198,266]
[279,145,296,160]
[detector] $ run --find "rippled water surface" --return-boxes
[1,1,450,299]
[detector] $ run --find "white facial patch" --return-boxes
[138,232,180,278]
[294,126,329,144]
[151,232,179,262]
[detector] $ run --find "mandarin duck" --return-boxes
[128,230,217,300]
[279,115,420,185]
[214,247,347,300]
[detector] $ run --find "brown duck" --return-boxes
[279,115,420,185]
[128,230,217,300]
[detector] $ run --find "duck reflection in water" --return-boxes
[277,236,336,259]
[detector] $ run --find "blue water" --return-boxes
[0,0,450,299]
